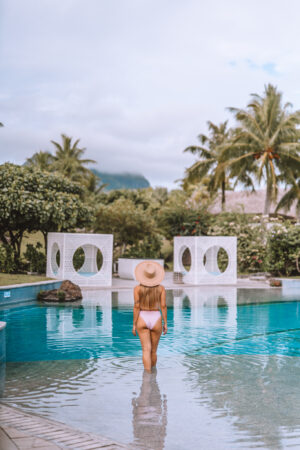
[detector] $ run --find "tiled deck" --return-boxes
[0,404,128,449]
[97,272,272,290]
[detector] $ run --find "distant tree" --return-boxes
[83,172,107,203]
[51,134,96,181]
[0,122,3,127]
[0,163,93,268]
[98,188,153,210]
[183,121,251,211]
[25,150,55,171]
[276,171,300,221]
[226,84,300,214]
[94,197,158,256]
[157,204,210,240]
[182,177,216,209]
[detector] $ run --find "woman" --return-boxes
[132,261,167,372]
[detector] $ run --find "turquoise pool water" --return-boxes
[1,288,300,449]
[1,288,300,362]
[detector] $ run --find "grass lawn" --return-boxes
[0,273,53,287]
[280,276,300,279]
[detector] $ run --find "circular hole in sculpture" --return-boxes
[73,247,85,272]
[181,247,192,272]
[51,243,60,275]
[56,250,60,267]
[73,245,103,277]
[203,246,229,275]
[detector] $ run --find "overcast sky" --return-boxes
[1,0,300,188]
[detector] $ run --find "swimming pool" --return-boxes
[1,287,300,449]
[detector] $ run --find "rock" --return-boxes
[269,278,282,287]
[38,280,82,302]
[60,280,82,299]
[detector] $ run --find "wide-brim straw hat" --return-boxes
[135,261,165,287]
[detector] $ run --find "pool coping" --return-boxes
[0,403,129,449]
[0,275,289,292]
[0,279,60,290]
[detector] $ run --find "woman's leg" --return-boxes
[150,317,162,368]
[137,316,152,372]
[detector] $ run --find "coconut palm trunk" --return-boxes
[264,180,274,215]
[221,178,226,211]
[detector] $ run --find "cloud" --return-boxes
[1,0,300,188]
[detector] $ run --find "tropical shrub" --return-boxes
[0,163,93,270]
[157,205,210,240]
[23,242,46,274]
[0,244,19,273]
[57,290,66,301]
[123,234,163,259]
[94,197,159,258]
[266,223,300,276]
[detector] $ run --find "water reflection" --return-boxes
[132,370,167,450]
[4,287,300,362]
[183,354,300,449]
[4,355,300,449]
[173,286,237,329]
[2,288,300,448]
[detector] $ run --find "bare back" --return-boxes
[137,285,162,311]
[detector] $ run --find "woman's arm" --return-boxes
[160,286,167,334]
[132,285,140,336]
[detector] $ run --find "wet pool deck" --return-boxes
[97,272,273,290]
[0,404,129,449]
[0,272,274,292]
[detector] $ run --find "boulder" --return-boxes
[38,280,82,302]
[269,278,282,287]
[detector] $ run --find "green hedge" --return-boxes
[266,223,300,276]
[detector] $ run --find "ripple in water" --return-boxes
[2,288,300,448]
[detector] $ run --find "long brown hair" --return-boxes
[139,285,161,310]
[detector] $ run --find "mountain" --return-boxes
[92,169,150,191]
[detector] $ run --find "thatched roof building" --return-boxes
[209,189,297,218]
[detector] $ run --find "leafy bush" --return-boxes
[0,163,93,269]
[158,205,210,240]
[207,213,267,273]
[266,223,300,276]
[123,234,163,259]
[24,242,46,274]
[95,197,159,258]
[57,290,66,301]
[0,244,19,273]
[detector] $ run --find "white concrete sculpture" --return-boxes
[174,236,237,285]
[46,232,113,286]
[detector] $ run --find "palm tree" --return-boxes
[25,151,55,171]
[84,172,107,201]
[275,171,300,221]
[184,121,253,210]
[51,134,96,181]
[225,84,300,214]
